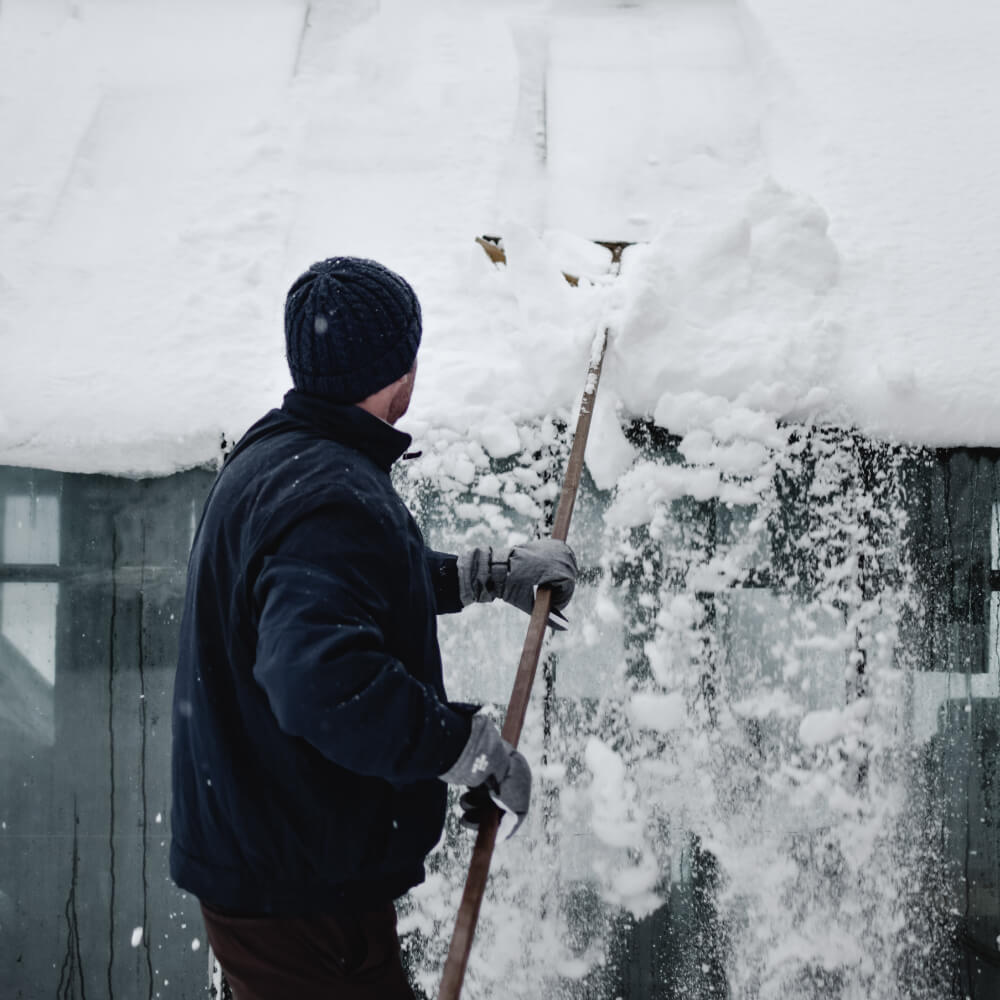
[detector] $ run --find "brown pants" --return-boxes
[200,901,417,1000]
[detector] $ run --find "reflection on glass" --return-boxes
[1,582,58,686]
[0,584,56,746]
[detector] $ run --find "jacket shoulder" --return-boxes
[219,417,407,549]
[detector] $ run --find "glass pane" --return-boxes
[2,581,58,685]
[3,494,60,564]
[0,467,215,1000]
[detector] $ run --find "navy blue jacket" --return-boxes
[170,390,474,914]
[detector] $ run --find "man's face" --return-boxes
[387,358,417,425]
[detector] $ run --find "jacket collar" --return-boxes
[280,389,413,473]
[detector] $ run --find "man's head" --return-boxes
[284,257,422,412]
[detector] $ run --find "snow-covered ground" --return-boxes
[3,1,998,997]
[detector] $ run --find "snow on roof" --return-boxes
[1,0,998,477]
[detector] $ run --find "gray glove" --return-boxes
[457,539,578,628]
[440,714,531,838]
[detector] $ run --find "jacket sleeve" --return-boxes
[250,503,471,783]
[425,549,463,614]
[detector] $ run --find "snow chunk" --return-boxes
[584,737,640,848]
[440,451,476,486]
[585,391,637,491]
[678,429,770,477]
[555,956,592,980]
[798,708,847,747]
[477,415,521,459]
[608,182,841,423]
[799,698,871,747]
[611,858,662,917]
[594,593,623,624]
[629,691,686,733]
[654,391,785,447]
[473,474,502,498]
[607,462,723,528]
[502,490,541,519]
[130,926,143,948]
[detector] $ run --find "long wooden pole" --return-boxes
[437,327,610,1000]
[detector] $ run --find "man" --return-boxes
[170,257,577,999]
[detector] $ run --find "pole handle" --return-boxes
[437,329,609,1000]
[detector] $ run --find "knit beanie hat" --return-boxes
[284,257,422,403]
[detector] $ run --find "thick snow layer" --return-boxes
[2,0,1000,475]
[743,0,1000,447]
